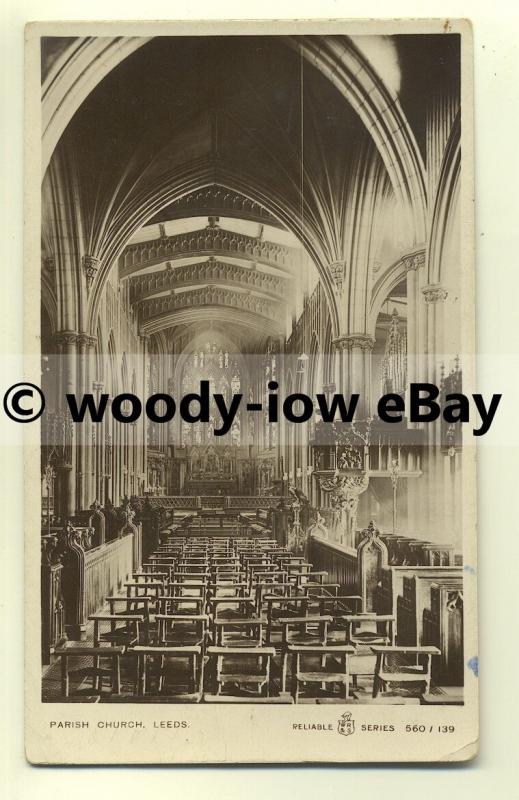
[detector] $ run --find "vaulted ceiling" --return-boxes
[42,34,460,342]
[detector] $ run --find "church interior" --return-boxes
[40,33,465,704]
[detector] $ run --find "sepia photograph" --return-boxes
[24,19,477,763]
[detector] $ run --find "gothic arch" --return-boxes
[369,254,411,336]
[41,36,151,176]
[42,34,427,245]
[427,112,461,286]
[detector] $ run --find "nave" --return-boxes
[42,508,463,705]
[40,33,466,707]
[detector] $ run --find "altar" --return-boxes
[182,444,238,495]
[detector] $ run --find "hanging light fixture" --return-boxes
[296,46,308,381]
[296,352,309,374]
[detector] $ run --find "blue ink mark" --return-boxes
[464,565,476,575]
[467,656,479,677]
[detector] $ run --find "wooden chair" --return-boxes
[170,571,210,584]
[303,583,340,598]
[157,595,206,616]
[371,645,441,698]
[133,572,168,584]
[255,581,302,616]
[315,595,363,618]
[341,614,396,647]
[208,581,249,600]
[54,645,125,698]
[104,596,157,640]
[288,644,356,702]
[207,595,256,621]
[132,645,203,698]
[156,613,209,648]
[207,646,276,697]
[278,615,332,690]
[125,581,164,601]
[264,596,312,643]
[90,613,145,648]
[213,616,264,647]
[292,570,328,588]
[167,581,207,599]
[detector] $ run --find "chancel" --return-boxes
[40,33,466,706]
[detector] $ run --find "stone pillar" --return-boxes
[92,381,104,504]
[423,285,448,384]
[75,334,97,510]
[55,332,79,518]
[332,334,375,418]
[140,334,149,493]
[421,285,449,542]
[404,256,424,537]
[405,251,426,407]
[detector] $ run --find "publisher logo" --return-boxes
[337,712,355,737]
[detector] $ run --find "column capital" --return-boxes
[332,333,375,352]
[321,382,336,394]
[77,334,97,349]
[423,284,448,304]
[55,330,81,347]
[55,331,97,348]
